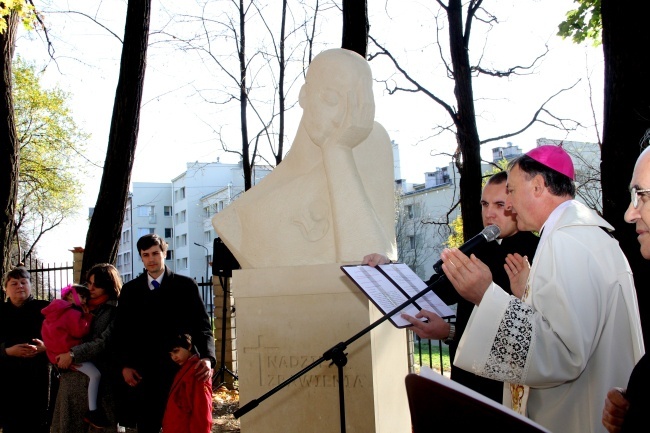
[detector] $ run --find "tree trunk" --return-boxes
[601,0,650,345]
[0,12,19,293]
[341,0,368,57]
[447,0,483,240]
[239,0,252,191]
[81,0,151,280]
[276,0,287,166]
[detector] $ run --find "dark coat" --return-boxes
[427,230,540,402]
[0,296,51,433]
[50,299,119,433]
[621,352,649,432]
[114,267,216,431]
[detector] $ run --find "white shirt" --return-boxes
[147,273,163,290]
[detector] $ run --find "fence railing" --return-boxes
[23,255,74,301]
[409,331,451,376]
[17,259,448,379]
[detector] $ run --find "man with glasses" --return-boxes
[602,147,650,433]
[438,145,644,433]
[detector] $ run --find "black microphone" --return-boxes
[432,224,501,274]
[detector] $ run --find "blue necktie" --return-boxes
[151,280,160,289]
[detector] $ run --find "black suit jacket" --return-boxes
[114,267,216,375]
[426,231,539,402]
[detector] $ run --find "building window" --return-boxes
[175,211,186,224]
[176,234,187,247]
[177,257,188,269]
[405,205,413,219]
[122,230,130,244]
[137,227,154,238]
[138,205,154,217]
[164,228,173,238]
[124,207,130,221]
[204,230,215,243]
[124,252,131,264]
[175,187,186,202]
[218,201,224,211]
[164,206,172,217]
[166,250,173,260]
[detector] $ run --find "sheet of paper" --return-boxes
[341,265,422,327]
[378,263,455,318]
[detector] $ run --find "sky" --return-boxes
[17,0,603,263]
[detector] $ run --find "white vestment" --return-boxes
[455,200,645,433]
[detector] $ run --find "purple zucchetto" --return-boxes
[526,145,575,180]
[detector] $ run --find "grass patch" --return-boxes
[412,339,451,374]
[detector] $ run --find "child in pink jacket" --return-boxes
[161,333,213,433]
[41,284,107,428]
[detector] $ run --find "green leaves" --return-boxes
[12,57,89,252]
[0,0,37,34]
[557,0,602,46]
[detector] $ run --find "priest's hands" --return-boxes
[440,248,492,306]
[361,253,391,267]
[505,253,531,299]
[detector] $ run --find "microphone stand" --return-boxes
[234,273,450,433]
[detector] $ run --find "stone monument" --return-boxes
[213,48,410,433]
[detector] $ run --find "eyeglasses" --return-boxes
[630,186,650,209]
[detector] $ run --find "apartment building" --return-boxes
[117,182,174,282]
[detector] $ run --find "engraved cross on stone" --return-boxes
[243,335,280,386]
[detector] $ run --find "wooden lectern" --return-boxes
[405,371,550,433]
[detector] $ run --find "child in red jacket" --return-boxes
[41,284,107,428]
[161,333,213,433]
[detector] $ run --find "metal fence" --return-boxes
[409,331,451,376]
[197,277,215,328]
[23,255,74,301]
[14,262,448,378]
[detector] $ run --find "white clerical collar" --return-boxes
[539,199,575,245]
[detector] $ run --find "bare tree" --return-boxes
[341,0,368,57]
[81,0,151,279]
[162,1,318,190]
[369,0,580,242]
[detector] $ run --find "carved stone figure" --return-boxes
[213,48,395,268]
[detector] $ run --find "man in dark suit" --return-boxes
[364,171,539,401]
[114,234,216,433]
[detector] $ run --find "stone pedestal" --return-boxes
[233,264,410,433]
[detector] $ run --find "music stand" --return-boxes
[212,237,240,387]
